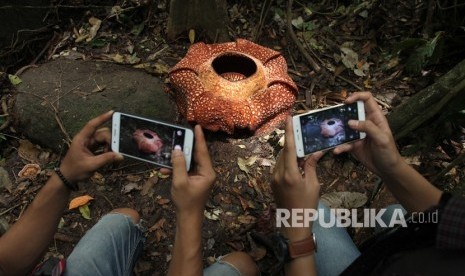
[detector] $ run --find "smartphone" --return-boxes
[111,112,194,169]
[293,101,366,157]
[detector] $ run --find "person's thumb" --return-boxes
[92,152,123,168]
[171,146,188,187]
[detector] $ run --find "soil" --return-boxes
[1,1,465,275]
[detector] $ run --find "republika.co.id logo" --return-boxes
[276,208,438,228]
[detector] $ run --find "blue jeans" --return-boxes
[314,202,406,276]
[64,212,240,276]
[65,213,146,276]
[64,205,405,276]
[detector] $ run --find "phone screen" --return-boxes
[299,102,362,154]
[117,114,188,168]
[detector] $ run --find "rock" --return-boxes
[15,58,178,151]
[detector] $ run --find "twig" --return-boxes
[31,32,58,65]
[15,65,39,76]
[0,5,113,9]
[436,0,465,10]
[432,151,465,183]
[305,80,316,108]
[253,0,273,41]
[335,75,362,90]
[0,204,21,216]
[14,91,72,144]
[0,97,11,131]
[286,0,321,72]
[98,193,114,209]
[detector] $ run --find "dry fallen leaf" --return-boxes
[18,140,41,163]
[69,195,94,210]
[204,209,222,221]
[86,17,102,42]
[156,197,171,205]
[18,164,41,179]
[237,214,256,224]
[149,218,167,242]
[141,176,158,196]
[320,192,367,209]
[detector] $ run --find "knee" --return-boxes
[110,208,140,224]
[221,252,259,276]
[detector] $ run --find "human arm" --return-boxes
[333,92,442,213]
[0,111,123,275]
[167,125,216,276]
[272,116,324,276]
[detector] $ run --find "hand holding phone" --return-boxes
[111,112,194,169]
[293,101,366,157]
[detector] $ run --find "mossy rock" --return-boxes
[15,58,178,152]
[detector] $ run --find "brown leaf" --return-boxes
[90,172,105,185]
[156,197,171,205]
[69,195,94,210]
[18,140,41,163]
[237,215,256,224]
[149,217,166,232]
[126,174,142,182]
[121,182,140,194]
[141,176,158,196]
[18,164,41,179]
[154,229,167,242]
[238,196,248,211]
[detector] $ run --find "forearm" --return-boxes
[0,173,70,275]
[381,160,442,213]
[167,212,203,276]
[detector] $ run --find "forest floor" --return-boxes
[1,1,465,275]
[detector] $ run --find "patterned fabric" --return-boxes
[437,195,465,250]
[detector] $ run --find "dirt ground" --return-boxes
[1,1,465,275]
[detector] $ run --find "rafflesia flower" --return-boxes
[168,39,298,135]
[320,119,344,138]
[133,129,163,154]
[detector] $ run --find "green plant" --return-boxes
[393,32,445,75]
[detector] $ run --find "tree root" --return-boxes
[286,0,321,72]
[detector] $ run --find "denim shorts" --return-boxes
[64,212,241,276]
[203,255,242,276]
[64,213,146,276]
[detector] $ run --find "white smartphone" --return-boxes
[293,101,366,157]
[111,112,194,169]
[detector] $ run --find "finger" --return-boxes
[78,111,114,140]
[348,119,384,141]
[193,125,214,174]
[160,168,172,175]
[345,92,386,119]
[344,91,372,104]
[283,116,299,169]
[333,143,354,155]
[90,151,123,169]
[171,146,188,187]
[307,151,324,165]
[89,127,111,147]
